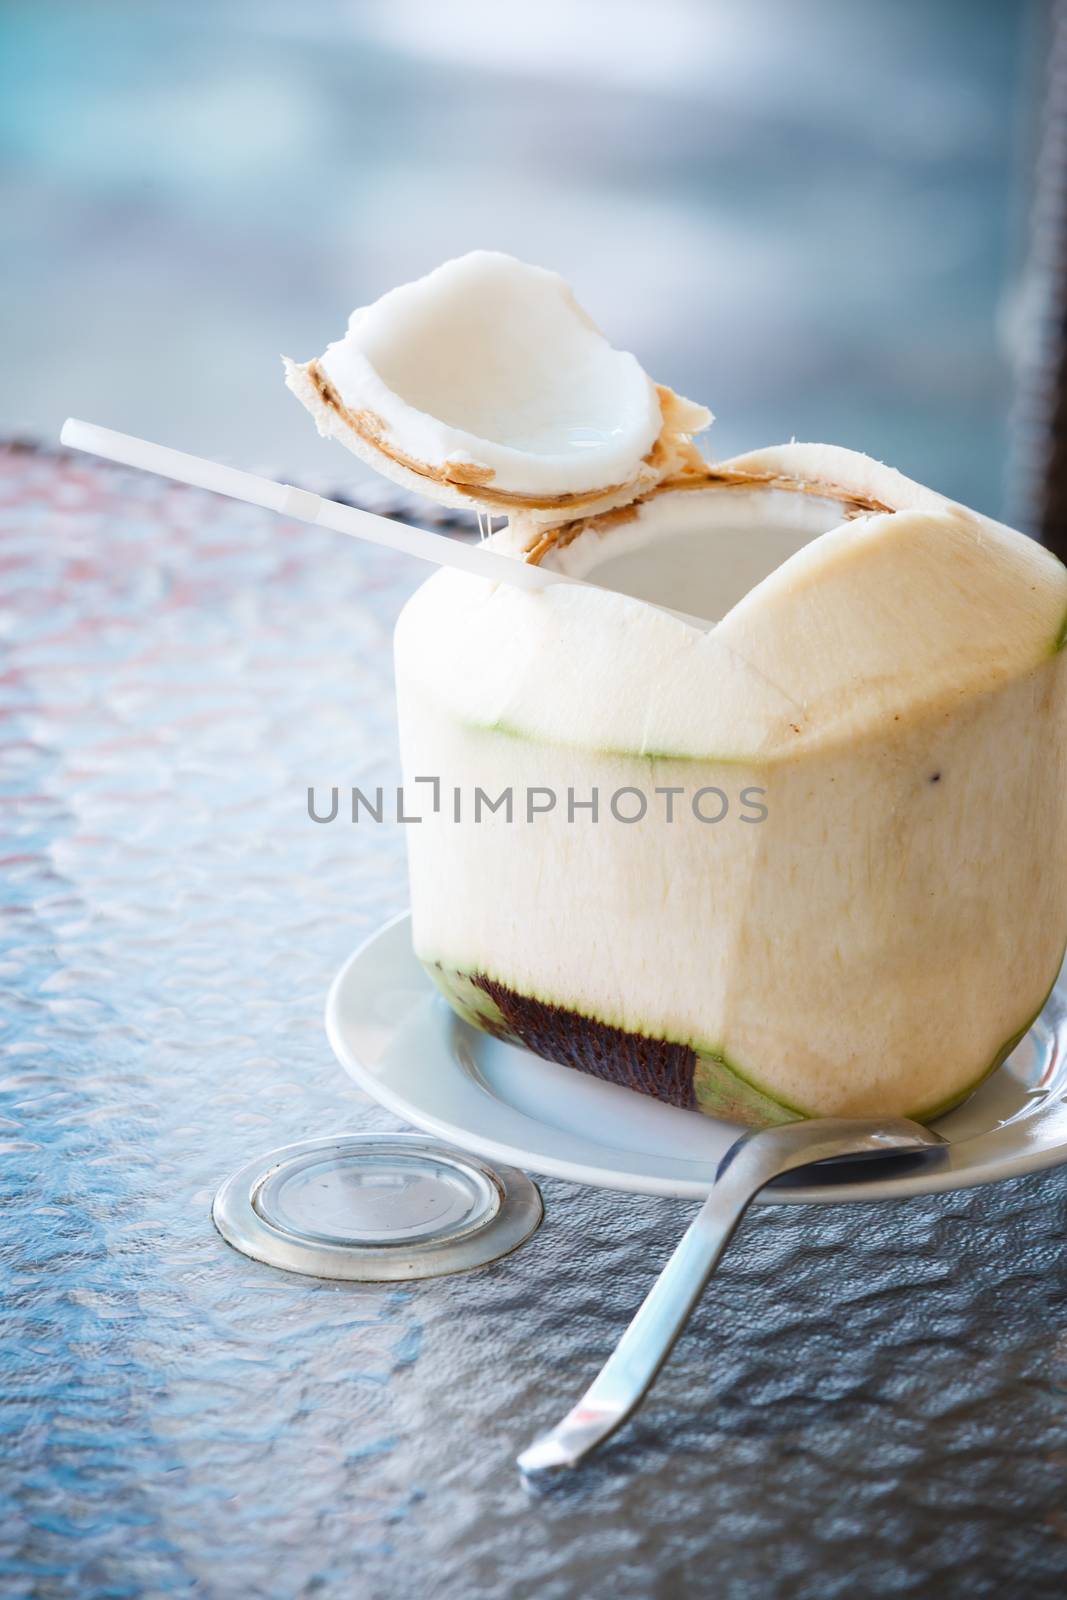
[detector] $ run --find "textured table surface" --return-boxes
[3,442,1067,1600]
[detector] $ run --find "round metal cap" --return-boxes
[212,1132,543,1280]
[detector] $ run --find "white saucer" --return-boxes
[325,914,1067,1204]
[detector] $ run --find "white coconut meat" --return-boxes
[394,446,1067,1125]
[284,250,711,519]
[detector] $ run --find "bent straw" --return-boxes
[60,419,710,629]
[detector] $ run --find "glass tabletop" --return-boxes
[3,442,1067,1599]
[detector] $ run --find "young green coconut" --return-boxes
[288,252,1067,1127]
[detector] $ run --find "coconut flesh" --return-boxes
[288,252,1067,1126]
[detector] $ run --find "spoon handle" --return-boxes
[517,1158,756,1474]
[517,1114,944,1475]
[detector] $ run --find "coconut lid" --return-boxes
[284,250,712,526]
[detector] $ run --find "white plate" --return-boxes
[326,913,1067,1203]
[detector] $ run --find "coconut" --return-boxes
[284,250,711,520]
[288,256,1067,1127]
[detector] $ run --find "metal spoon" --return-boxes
[517,1115,947,1474]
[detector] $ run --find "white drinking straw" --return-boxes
[60,419,709,628]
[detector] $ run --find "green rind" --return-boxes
[480,719,755,766]
[425,964,512,1038]
[1054,598,1067,653]
[691,1049,802,1127]
[426,959,1060,1131]
[427,960,804,1126]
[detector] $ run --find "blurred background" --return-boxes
[1,0,1061,523]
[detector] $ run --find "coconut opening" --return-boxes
[548,489,853,623]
